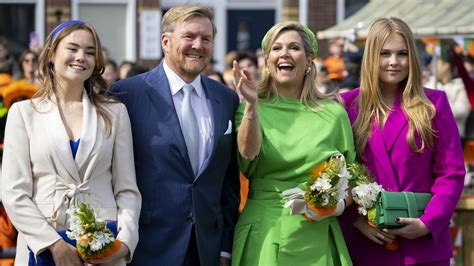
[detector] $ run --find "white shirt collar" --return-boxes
[163,61,204,98]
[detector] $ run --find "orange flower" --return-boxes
[310,162,329,178]
[79,234,92,246]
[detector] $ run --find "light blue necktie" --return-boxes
[181,84,200,176]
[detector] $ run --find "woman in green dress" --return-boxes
[231,21,355,266]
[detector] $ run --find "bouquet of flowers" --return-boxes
[348,163,398,251]
[304,154,350,215]
[283,154,350,221]
[347,163,383,227]
[66,202,121,260]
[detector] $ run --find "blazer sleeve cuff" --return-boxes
[30,236,62,258]
[420,215,446,241]
[116,228,138,262]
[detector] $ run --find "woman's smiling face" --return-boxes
[52,29,96,88]
[267,30,310,91]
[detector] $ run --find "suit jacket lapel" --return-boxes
[41,100,81,183]
[382,92,408,153]
[145,65,194,177]
[75,92,98,181]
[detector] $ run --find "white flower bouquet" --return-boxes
[66,202,121,260]
[348,163,401,251]
[283,154,350,221]
[347,163,383,226]
[305,154,350,211]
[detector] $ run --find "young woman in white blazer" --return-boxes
[1,21,141,265]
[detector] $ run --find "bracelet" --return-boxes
[243,115,258,121]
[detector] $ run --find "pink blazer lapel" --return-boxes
[381,93,408,153]
[367,119,401,191]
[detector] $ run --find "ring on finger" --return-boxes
[377,232,384,240]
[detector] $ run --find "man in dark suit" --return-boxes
[111,4,240,266]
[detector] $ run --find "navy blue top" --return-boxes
[70,139,80,159]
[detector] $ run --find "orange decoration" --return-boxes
[367,220,376,228]
[384,241,399,251]
[463,140,474,163]
[2,80,39,108]
[0,206,16,266]
[79,239,121,260]
[239,173,249,213]
[304,202,336,222]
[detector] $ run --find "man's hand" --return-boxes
[220,256,231,266]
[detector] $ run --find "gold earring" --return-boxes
[306,66,311,74]
[266,67,270,75]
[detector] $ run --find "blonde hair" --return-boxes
[162,4,216,37]
[37,21,116,135]
[258,21,327,110]
[354,17,435,159]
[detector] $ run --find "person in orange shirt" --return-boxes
[323,37,346,81]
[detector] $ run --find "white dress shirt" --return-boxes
[163,62,214,175]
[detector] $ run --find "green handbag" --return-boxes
[375,191,432,228]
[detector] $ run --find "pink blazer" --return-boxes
[339,88,465,265]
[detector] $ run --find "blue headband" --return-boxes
[51,20,85,40]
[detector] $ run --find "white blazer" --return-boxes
[1,93,141,265]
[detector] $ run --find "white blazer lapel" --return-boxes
[41,99,81,183]
[74,92,98,179]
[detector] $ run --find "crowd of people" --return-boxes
[0,3,472,266]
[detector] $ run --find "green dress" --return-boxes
[232,96,355,266]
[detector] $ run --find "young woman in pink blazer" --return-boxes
[339,17,465,266]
